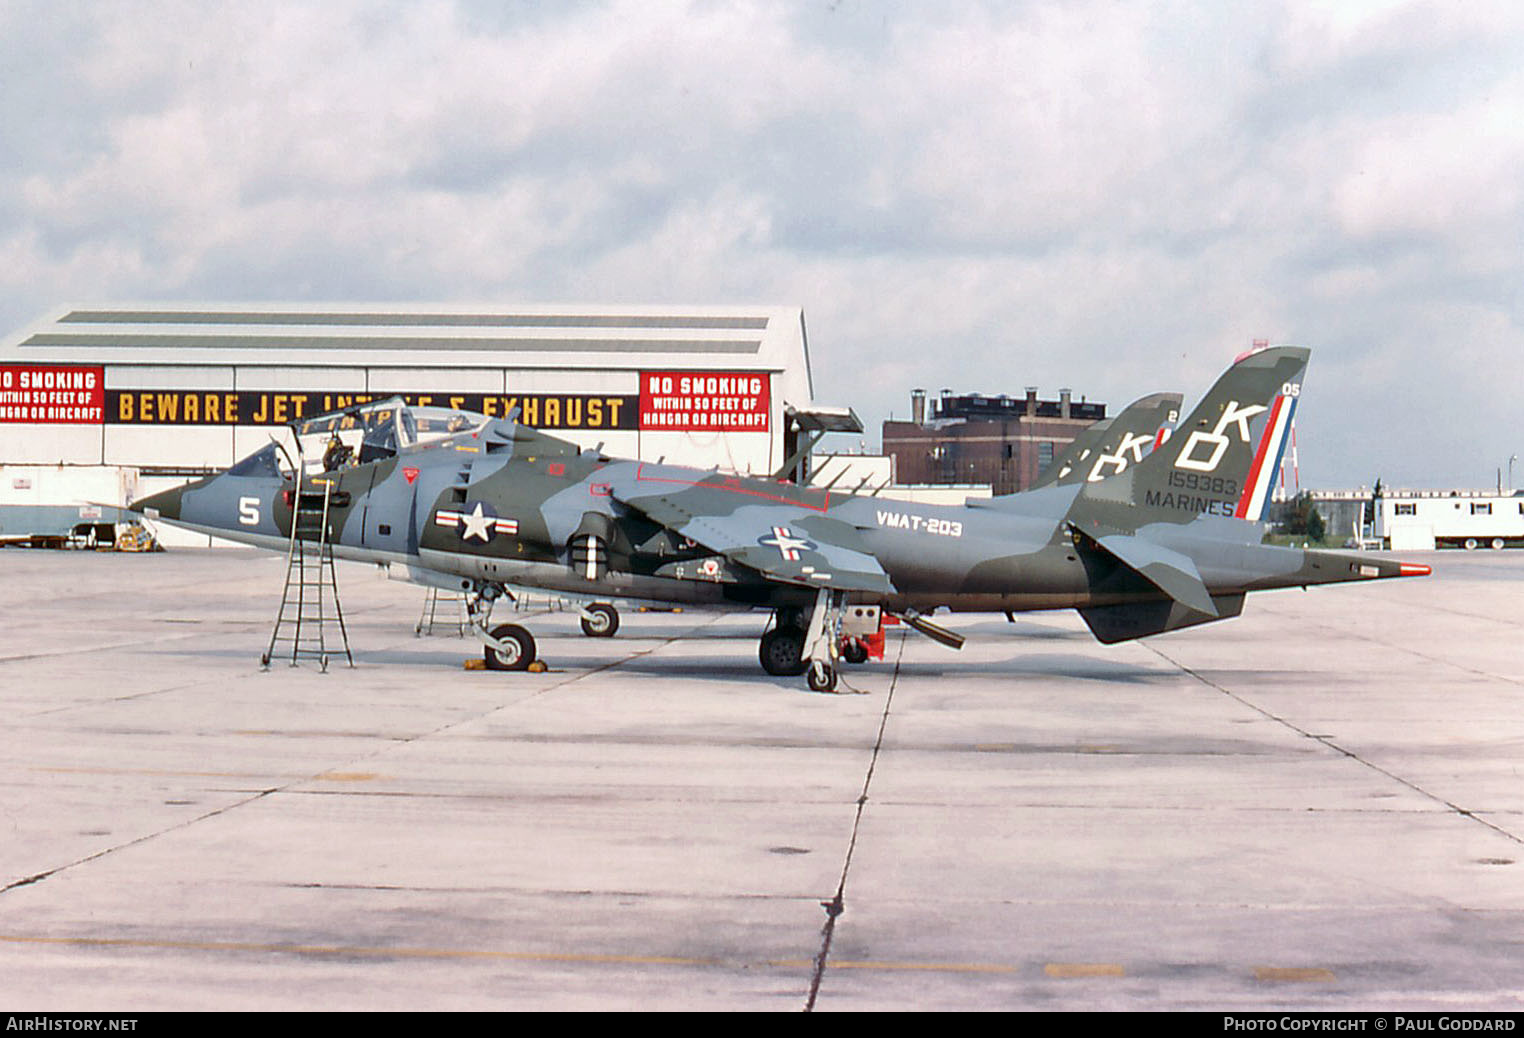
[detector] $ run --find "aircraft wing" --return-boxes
[614,485,894,595]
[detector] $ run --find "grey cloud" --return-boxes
[2,1,1521,487]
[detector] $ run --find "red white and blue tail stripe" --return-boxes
[1234,391,1297,520]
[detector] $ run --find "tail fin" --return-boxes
[1074,345,1309,529]
[1030,391,1183,489]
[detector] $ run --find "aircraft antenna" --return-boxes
[1281,421,1301,498]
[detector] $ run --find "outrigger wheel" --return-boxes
[483,623,537,671]
[807,659,837,693]
[579,603,619,638]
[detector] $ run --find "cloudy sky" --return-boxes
[2,0,1520,489]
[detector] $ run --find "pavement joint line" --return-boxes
[17,680,211,720]
[1259,591,1516,632]
[1144,643,1524,848]
[472,610,729,707]
[230,610,733,789]
[804,626,908,1012]
[0,788,280,896]
[1,614,723,900]
[0,629,211,665]
[1254,599,1522,688]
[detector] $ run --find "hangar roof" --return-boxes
[4,303,813,391]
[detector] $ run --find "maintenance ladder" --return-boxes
[415,588,469,637]
[262,478,353,672]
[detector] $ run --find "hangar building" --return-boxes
[1,304,845,544]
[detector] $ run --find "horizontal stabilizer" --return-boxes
[1080,594,1245,644]
[1078,526,1219,617]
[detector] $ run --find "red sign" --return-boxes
[0,365,106,423]
[639,371,769,432]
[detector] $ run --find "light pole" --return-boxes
[1510,454,1517,494]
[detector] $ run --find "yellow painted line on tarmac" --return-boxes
[0,933,728,967]
[33,765,382,783]
[1254,966,1336,983]
[0,934,1041,976]
[827,960,1019,974]
[1044,962,1126,978]
[33,766,274,780]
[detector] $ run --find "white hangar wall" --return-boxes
[0,304,818,546]
[1,303,815,475]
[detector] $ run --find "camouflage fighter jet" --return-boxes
[130,345,1428,691]
[984,388,1181,623]
[1025,391,1181,490]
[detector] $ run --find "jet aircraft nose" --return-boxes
[129,485,185,522]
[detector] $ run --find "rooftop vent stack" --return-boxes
[911,388,927,426]
[1060,388,1072,419]
[1025,387,1038,417]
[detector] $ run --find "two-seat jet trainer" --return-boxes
[131,345,1428,691]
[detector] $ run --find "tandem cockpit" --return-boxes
[228,397,494,482]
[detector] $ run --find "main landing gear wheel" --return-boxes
[1464,538,1478,550]
[759,627,808,676]
[807,660,837,693]
[1492,538,1506,550]
[579,603,619,638]
[841,639,869,665]
[483,623,536,671]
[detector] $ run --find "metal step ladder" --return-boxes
[261,477,353,671]
[415,588,469,637]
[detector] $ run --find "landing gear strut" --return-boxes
[799,589,845,693]
[468,582,539,672]
[483,623,536,671]
[758,595,881,691]
[756,592,850,691]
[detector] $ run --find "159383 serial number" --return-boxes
[1167,470,1239,497]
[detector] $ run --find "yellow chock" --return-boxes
[463,658,486,670]
[527,661,549,673]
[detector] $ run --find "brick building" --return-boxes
[882,387,1105,496]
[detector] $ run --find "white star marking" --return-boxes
[460,502,495,542]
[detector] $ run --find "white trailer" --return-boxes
[0,464,139,546]
[1376,491,1524,550]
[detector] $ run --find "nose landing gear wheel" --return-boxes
[483,623,536,671]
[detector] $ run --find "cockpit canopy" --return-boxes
[229,397,493,480]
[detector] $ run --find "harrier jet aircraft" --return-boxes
[130,346,1427,691]
[1025,390,1181,490]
